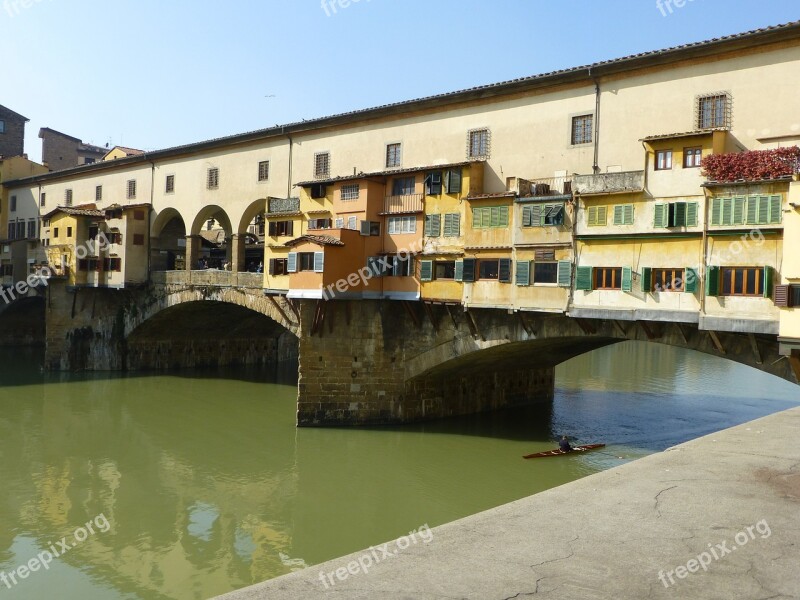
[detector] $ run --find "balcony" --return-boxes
[509,176,573,198]
[573,171,645,195]
[382,194,424,215]
[267,197,301,215]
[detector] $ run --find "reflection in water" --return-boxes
[0,342,797,599]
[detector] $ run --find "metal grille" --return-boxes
[314,153,330,179]
[341,184,360,201]
[96,185,103,201]
[207,168,219,189]
[696,92,732,130]
[65,189,73,206]
[258,161,270,181]
[165,175,175,193]
[386,143,402,168]
[571,115,593,145]
[127,179,137,199]
[467,128,490,159]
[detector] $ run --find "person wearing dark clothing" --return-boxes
[559,435,572,452]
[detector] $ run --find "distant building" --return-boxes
[0,104,28,159]
[103,146,144,161]
[39,128,107,171]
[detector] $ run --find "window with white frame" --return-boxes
[388,216,416,234]
[341,184,360,201]
[347,216,357,230]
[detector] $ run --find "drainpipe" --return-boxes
[285,130,294,199]
[701,186,711,314]
[589,67,601,174]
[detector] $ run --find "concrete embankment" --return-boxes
[218,406,800,600]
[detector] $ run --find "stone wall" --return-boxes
[0,109,26,158]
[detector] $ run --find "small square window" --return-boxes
[133,233,145,246]
[655,150,673,171]
[386,143,402,168]
[207,168,219,190]
[258,161,270,182]
[127,179,137,199]
[571,115,593,145]
[96,185,103,202]
[134,210,145,221]
[683,147,702,168]
[314,152,330,179]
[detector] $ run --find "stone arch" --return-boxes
[190,205,233,237]
[237,198,267,235]
[151,208,187,271]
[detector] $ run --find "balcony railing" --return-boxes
[512,176,573,197]
[573,171,645,195]
[382,194,424,214]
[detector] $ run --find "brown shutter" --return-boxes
[774,284,792,307]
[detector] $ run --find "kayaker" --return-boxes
[559,435,573,452]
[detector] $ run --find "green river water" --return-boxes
[0,342,797,599]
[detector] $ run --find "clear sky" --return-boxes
[3,0,799,163]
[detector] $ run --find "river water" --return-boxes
[0,342,797,599]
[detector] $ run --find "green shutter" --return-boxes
[674,202,687,227]
[721,198,733,226]
[763,266,774,298]
[711,198,722,225]
[443,213,460,237]
[732,197,745,225]
[654,204,667,228]
[576,266,593,291]
[420,260,433,282]
[499,206,509,227]
[462,258,476,282]
[521,206,532,227]
[746,196,758,225]
[287,252,297,273]
[446,169,462,194]
[597,206,607,226]
[621,267,633,292]
[425,214,441,237]
[758,196,770,225]
[516,260,531,286]
[640,267,652,292]
[705,266,720,297]
[686,202,699,227]
[490,207,500,228]
[557,260,572,287]
[684,267,698,293]
[613,205,624,226]
[498,259,512,283]
[623,204,634,225]
[455,260,464,282]
[530,205,542,227]
[769,195,782,224]
[588,205,598,226]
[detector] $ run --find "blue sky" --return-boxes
[3,0,799,162]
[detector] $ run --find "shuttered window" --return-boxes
[613,204,634,226]
[713,195,781,226]
[419,260,433,282]
[719,266,773,297]
[575,266,593,290]
[655,202,699,227]
[444,169,463,194]
[472,206,509,229]
[460,258,476,282]
[443,213,460,237]
[594,267,624,290]
[523,204,565,227]
[557,261,572,287]
[587,205,607,227]
[652,268,685,292]
[424,214,441,237]
[425,172,442,195]
[516,261,530,286]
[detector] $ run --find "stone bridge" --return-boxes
[37,276,799,426]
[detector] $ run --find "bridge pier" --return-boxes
[296,299,555,427]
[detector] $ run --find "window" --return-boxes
[655,202,699,228]
[268,221,294,237]
[258,161,270,182]
[334,217,344,228]
[697,92,731,129]
[710,195,781,226]
[103,258,122,272]
[587,205,607,226]
[571,114,593,145]
[444,169,462,194]
[66,226,73,237]
[40,193,46,208]
[443,213,460,237]
[165,175,175,193]
[534,262,558,284]
[125,179,136,199]
[472,206,509,229]
[650,268,686,292]
[425,172,442,195]
[612,204,635,226]
[392,177,415,197]
[299,252,316,272]
[310,183,327,199]
[655,150,672,170]
[479,260,500,280]
[308,218,332,230]
[386,143,402,168]
[425,214,441,237]
[468,128,490,159]
[207,168,219,190]
[314,152,330,179]
[594,267,623,290]
[722,267,765,296]
[269,258,288,276]
[388,216,416,234]
[684,147,702,168]
[1,264,12,277]
[10,196,16,212]
[386,256,411,277]
[15,222,25,240]
[133,234,145,246]
[84,158,96,165]
[53,227,59,239]
[96,185,103,201]
[65,189,73,206]
[27,220,37,239]
[435,260,456,280]
[347,216,358,230]
[522,204,565,227]
[134,210,145,220]
[340,184,360,201]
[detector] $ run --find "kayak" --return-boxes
[523,443,605,459]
